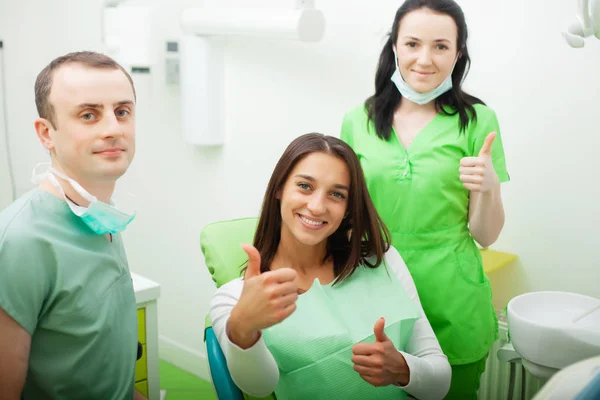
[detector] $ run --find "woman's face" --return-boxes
[394,8,459,94]
[279,152,350,247]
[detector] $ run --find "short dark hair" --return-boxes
[34,51,136,128]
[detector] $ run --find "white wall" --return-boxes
[0,40,13,209]
[1,0,599,379]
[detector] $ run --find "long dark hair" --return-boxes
[366,0,484,140]
[253,133,391,284]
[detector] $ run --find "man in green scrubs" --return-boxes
[0,52,144,399]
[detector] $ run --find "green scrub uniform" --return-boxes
[341,103,509,397]
[0,189,138,400]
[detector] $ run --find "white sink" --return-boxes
[507,291,600,380]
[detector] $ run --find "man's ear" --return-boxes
[34,118,55,152]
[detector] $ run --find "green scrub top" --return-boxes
[0,189,137,399]
[340,103,510,365]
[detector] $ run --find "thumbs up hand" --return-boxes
[227,244,299,349]
[242,243,263,280]
[351,318,410,387]
[459,132,499,193]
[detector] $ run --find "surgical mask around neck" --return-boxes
[43,165,135,235]
[390,48,457,105]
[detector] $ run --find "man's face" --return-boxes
[42,63,136,185]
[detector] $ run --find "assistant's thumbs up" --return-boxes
[478,132,497,157]
[241,244,261,279]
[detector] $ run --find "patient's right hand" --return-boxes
[228,244,299,349]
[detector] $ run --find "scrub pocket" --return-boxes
[455,248,486,286]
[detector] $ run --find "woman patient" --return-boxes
[209,133,451,400]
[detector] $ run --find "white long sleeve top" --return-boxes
[209,246,452,399]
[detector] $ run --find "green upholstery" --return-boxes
[201,217,258,289]
[201,217,257,333]
[200,217,275,400]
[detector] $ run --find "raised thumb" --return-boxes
[241,244,261,279]
[374,317,388,342]
[478,132,497,157]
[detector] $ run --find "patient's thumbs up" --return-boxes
[242,244,261,279]
[374,317,390,343]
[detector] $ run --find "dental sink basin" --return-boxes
[507,291,600,380]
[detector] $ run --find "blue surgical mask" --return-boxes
[47,167,135,235]
[391,48,457,105]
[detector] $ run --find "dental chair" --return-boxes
[200,217,276,400]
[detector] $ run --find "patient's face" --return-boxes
[279,152,350,247]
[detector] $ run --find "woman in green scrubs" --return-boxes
[340,0,509,398]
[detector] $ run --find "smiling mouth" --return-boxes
[298,214,326,227]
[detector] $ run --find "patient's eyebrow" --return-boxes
[295,174,315,181]
[332,183,349,191]
[295,174,349,191]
